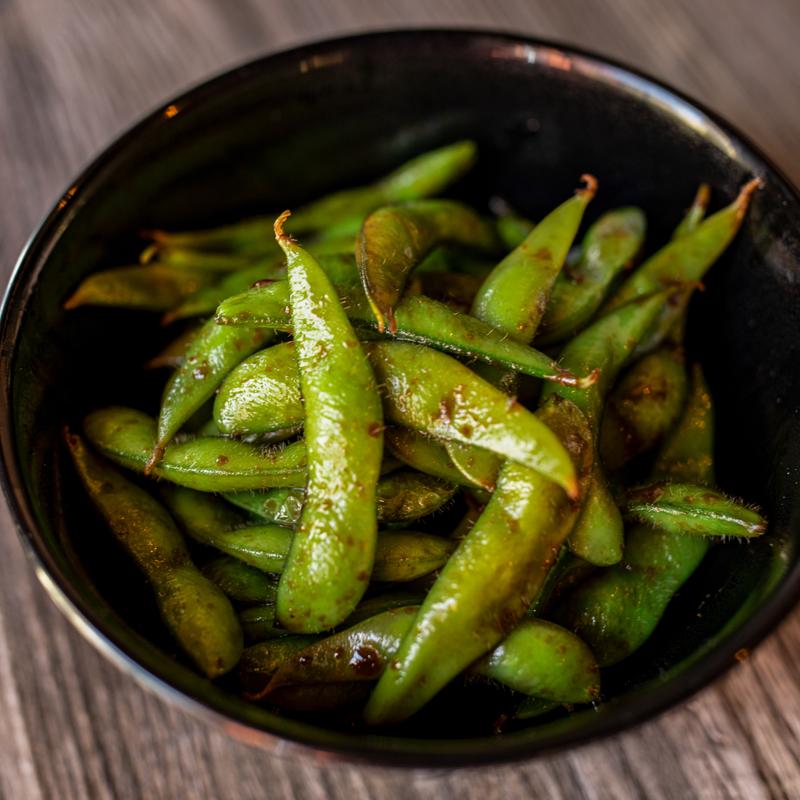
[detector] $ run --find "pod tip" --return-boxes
[274,210,292,243]
[144,444,164,476]
[139,243,159,265]
[577,174,598,200]
[735,177,764,219]
[695,183,711,210]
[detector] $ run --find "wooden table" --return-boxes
[1,1,798,797]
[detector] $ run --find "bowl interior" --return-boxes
[3,31,799,764]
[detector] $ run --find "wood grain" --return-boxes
[1,1,798,797]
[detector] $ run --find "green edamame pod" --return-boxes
[274,213,383,633]
[214,342,303,438]
[384,427,479,487]
[536,207,646,345]
[672,184,711,240]
[148,319,275,468]
[202,557,278,605]
[373,470,458,525]
[468,618,599,702]
[599,346,688,471]
[368,341,578,497]
[259,608,597,709]
[555,367,718,665]
[65,431,242,677]
[623,482,766,538]
[217,286,596,387]
[364,396,593,724]
[358,200,501,333]
[224,469,457,527]
[472,176,596,344]
[603,179,761,353]
[149,141,477,253]
[85,407,308,490]
[64,265,213,312]
[541,291,670,565]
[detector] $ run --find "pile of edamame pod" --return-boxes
[64,141,767,728]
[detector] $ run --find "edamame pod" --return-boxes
[536,207,646,345]
[274,213,383,633]
[364,396,593,724]
[85,406,308,490]
[224,469,457,527]
[214,342,303,438]
[202,557,279,605]
[148,319,275,468]
[65,431,242,677]
[64,265,213,311]
[217,286,596,387]
[599,346,688,471]
[472,176,596,344]
[358,200,501,333]
[603,179,761,353]
[368,341,578,497]
[623,482,766,538]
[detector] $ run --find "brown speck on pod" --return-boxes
[216,455,229,466]
[350,645,383,677]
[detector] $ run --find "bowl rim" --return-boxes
[2,27,799,768]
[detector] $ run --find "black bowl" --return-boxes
[1,30,799,767]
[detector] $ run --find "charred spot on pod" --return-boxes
[356,570,369,581]
[350,645,383,677]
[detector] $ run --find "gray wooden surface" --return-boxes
[1,1,799,797]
